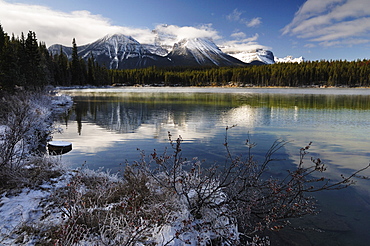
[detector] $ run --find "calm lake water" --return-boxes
[55,87,370,245]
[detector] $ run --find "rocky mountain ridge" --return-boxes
[48,33,303,69]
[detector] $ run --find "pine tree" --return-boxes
[71,38,82,85]
[24,31,43,88]
[0,24,6,90]
[87,54,95,85]
[0,24,5,54]
[39,42,54,85]
[55,47,70,86]
[0,25,13,91]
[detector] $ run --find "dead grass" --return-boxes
[45,165,178,245]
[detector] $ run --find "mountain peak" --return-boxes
[170,38,245,66]
[226,48,275,65]
[180,38,221,53]
[275,55,305,63]
[48,33,248,69]
[100,33,139,44]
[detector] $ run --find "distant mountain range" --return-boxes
[48,34,303,69]
[274,55,305,63]
[226,49,275,65]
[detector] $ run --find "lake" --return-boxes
[54,87,370,245]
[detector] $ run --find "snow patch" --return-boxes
[47,141,72,147]
[227,48,275,64]
[275,55,305,63]
[0,172,71,245]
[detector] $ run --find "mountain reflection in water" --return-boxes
[54,87,370,245]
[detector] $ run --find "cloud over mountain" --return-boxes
[0,0,151,46]
[282,0,370,47]
[0,0,269,58]
[153,24,222,46]
[219,34,269,55]
[0,0,262,51]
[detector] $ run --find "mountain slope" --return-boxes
[168,38,247,67]
[48,35,248,69]
[275,55,305,63]
[227,49,275,65]
[49,34,173,69]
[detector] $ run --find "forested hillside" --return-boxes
[1,25,370,91]
[0,25,111,91]
[109,60,370,87]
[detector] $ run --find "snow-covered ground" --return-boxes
[0,165,240,245]
[0,170,73,245]
[0,92,242,245]
[0,92,74,245]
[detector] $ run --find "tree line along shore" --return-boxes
[2,26,370,245]
[1,25,370,92]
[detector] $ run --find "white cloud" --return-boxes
[226,9,243,22]
[282,0,370,46]
[0,1,222,47]
[231,31,247,39]
[0,0,154,46]
[0,0,267,53]
[153,24,222,45]
[319,38,370,47]
[304,43,316,48]
[245,17,262,28]
[219,34,270,54]
[226,8,262,28]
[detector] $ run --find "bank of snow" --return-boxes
[0,89,239,245]
[0,165,239,245]
[0,91,74,244]
[0,171,73,245]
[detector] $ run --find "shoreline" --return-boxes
[56,85,370,96]
[56,84,370,90]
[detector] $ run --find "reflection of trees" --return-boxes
[63,92,370,135]
[251,93,370,110]
[69,95,237,134]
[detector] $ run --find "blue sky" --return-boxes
[1,0,370,61]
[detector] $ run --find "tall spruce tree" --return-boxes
[71,38,82,85]
[24,31,43,88]
[0,24,5,55]
[0,27,20,92]
[0,24,8,90]
[87,54,95,85]
[0,24,6,89]
[54,47,70,86]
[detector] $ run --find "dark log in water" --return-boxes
[47,141,72,155]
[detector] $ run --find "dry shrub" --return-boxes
[128,129,369,245]
[0,91,56,190]
[51,166,177,245]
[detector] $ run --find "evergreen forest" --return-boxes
[1,25,370,92]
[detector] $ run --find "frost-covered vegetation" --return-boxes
[0,90,69,189]
[2,22,370,245]
[0,91,369,245]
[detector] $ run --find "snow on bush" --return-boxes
[0,92,368,245]
[0,91,73,172]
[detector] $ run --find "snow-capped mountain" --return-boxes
[168,38,246,67]
[226,49,275,65]
[49,34,172,69]
[48,44,73,58]
[49,34,305,68]
[275,56,305,63]
[141,44,169,57]
[49,35,246,69]
[225,49,305,65]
